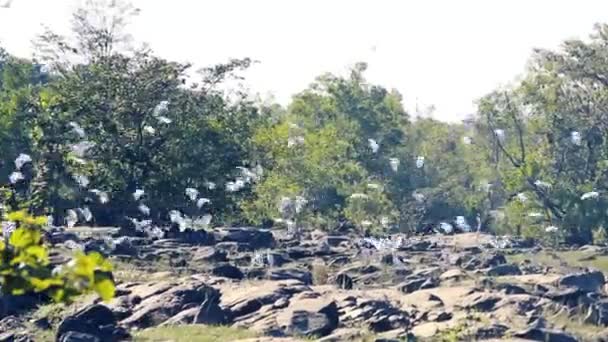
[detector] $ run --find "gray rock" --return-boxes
[514,327,578,342]
[212,264,244,280]
[269,268,313,285]
[559,270,605,292]
[59,332,101,342]
[486,263,522,276]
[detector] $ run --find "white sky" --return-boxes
[1,0,608,121]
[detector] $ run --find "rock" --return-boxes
[558,270,605,292]
[324,236,350,247]
[461,294,501,312]
[286,247,313,260]
[426,310,452,322]
[397,277,438,294]
[585,299,608,326]
[439,269,466,282]
[111,236,139,256]
[0,294,41,316]
[495,283,528,295]
[212,264,244,280]
[59,332,101,342]
[276,295,339,338]
[336,273,353,290]
[192,247,227,263]
[161,307,199,325]
[194,290,230,325]
[486,263,522,276]
[57,304,127,342]
[513,326,578,342]
[166,227,215,245]
[120,280,212,329]
[463,253,506,271]
[215,227,275,250]
[473,324,508,339]
[269,268,313,285]
[398,278,426,294]
[265,252,291,267]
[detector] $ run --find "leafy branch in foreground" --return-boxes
[0,210,115,303]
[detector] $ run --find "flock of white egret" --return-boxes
[1,108,603,242]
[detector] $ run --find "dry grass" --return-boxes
[133,325,258,342]
[311,260,329,285]
[507,249,608,273]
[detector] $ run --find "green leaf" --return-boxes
[94,277,115,302]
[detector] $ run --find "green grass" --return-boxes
[133,325,258,342]
[507,249,608,273]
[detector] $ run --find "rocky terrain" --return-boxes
[3,226,608,341]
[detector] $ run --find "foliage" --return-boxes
[2,0,608,244]
[0,210,114,302]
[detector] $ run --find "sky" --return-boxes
[1,0,608,122]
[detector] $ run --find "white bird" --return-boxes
[73,174,90,188]
[70,141,95,158]
[66,209,78,228]
[138,204,151,216]
[195,215,212,228]
[367,183,381,190]
[581,191,600,200]
[14,153,32,170]
[361,220,372,227]
[185,188,199,201]
[287,136,305,147]
[517,193,528,202]
[380,216,390,227]
[143,125,156,135]
[133,189,145,201]
[196,198,211,209]
[153,101,169,115]
[455,216,471,232]
[571,131,582,146]
[294,196,308,214]
[389,158,400,172]
[545,226,559,233]
[79,207,93,222]
[494,129,505,140]
[412,192,425,203]
[349,193,369,199]
[416,156,425,169]
[68,122,86,138]
[278,197,293,215]
[9,171,24,184]
[368,139,379,153]
[90,189,110,204]
[534,180,552,189]
[157,116,172,124]
[205,181,216,190]
[439,222,454,234]
[463,136,473,145]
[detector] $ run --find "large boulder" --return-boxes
[276,293,339,338]
[513,327,577,342]
[56,304,129,342]
[120,281,213,329]
[558,270,605,292]
[486,263,522,276]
